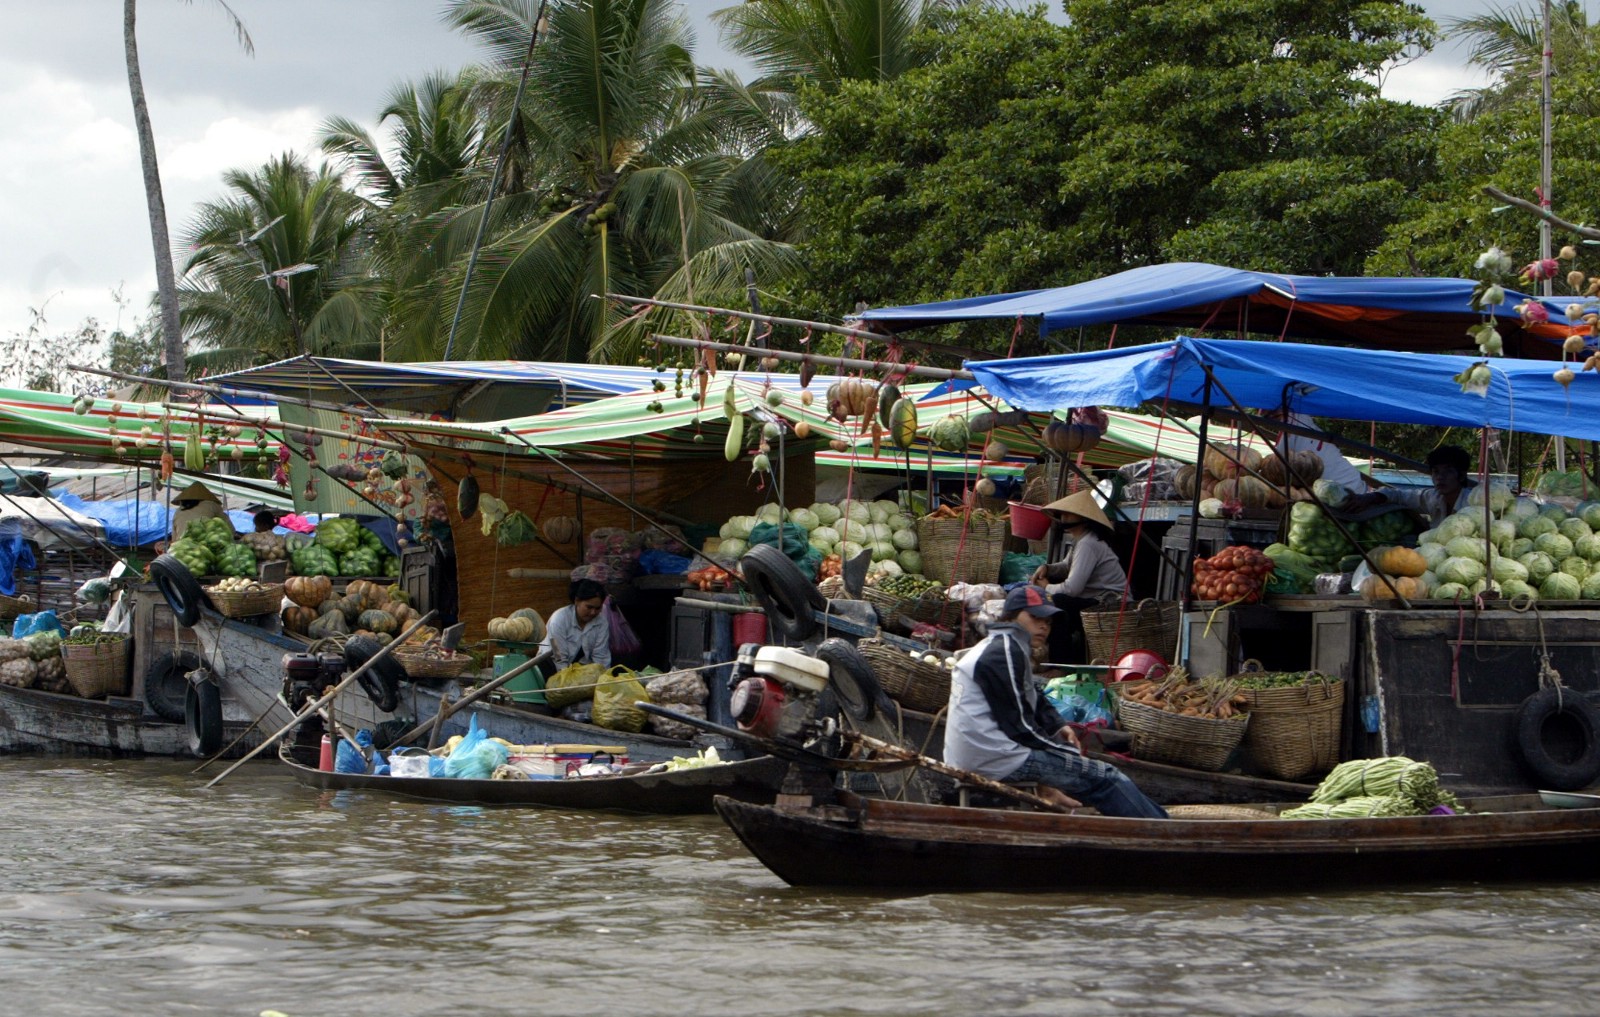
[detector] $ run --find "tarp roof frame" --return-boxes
[855,262,1583,357]
[966,336,1600,441]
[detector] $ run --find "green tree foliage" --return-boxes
[774,1,1440,350]
[178,154,384,371]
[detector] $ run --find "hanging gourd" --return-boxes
[543,516,577,543]
[928,414,970,453]
[888,398,918,450]
[458,474,480,520]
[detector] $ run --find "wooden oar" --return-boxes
[203,610,438,788]
[387,650,553,748]
[841,731,1079,813]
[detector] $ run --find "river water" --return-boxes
[1,757,1596,1017]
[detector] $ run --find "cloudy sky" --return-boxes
[0,1,1509,371]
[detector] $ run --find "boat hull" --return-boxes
[714,793,1600,892]
[283,749,785,814]
[0,684,263,757]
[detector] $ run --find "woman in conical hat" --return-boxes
[1030,489,1127,664]
[170,480,232,542]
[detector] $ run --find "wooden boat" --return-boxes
[279,744,785,814]
[714,791,1600,892]
[0,682,261,757]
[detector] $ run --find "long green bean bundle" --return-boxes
[1308,756,1454,810]
[1280,795,1420,819]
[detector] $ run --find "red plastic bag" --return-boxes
[603,597,641,657]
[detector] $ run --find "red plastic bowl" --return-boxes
[1008,501,1052,540]
[1110,649,1169,683]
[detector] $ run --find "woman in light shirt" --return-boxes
[1030,490,1127,664]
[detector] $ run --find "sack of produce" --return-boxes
[544,662,605,709]
[443,717,508,779]
[645,670,708,706]
[649,702,706,740]
[591,669,650,733]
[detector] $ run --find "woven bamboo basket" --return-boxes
[62,637,129,699]
[1234,672,1343,712]
[915,513,1009,585]
[1082,599,1181,664]
[204,582,284,618]
[861,585,957,629]
[1115,695,1249,771]
[857,638,952,713]
[1240,678,1345,781]
[391,646,477,680]
[0,592,34,619]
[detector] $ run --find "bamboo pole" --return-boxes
[649,333,975,382]
[204,610,438,787]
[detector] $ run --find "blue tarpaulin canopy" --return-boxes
[966,337,1600,440]
[857,263,1579,357]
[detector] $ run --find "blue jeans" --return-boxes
[1005,750,1169,819]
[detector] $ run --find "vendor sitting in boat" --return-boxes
[171,481,232,541]
[945,585,1167,818]
[1029,490,1127,665]
[1344,444,1477,522]
[541,578,611,671]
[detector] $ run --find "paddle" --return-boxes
[841,731,1079,813]
[203,610,438,788]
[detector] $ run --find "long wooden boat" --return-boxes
[714,791,1600,892]
[0,682,261,757]
[280,745,785,814]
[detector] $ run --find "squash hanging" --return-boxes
[458,474,481,520]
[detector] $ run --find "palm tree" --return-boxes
[178,154,384,371]
[1445,1,1598,121]
[712,0,977,97]
[379,0,802,364]
[123,0,252,384]
[318,70,490,207]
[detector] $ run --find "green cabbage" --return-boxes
[1507,497,1541,520]
[1576,533,1600,562]
[1582,573,1600,599]
[886,513,911,532]
[1433,582,1470,601]
[1490,557,1528,584]
[1417,571,1437,596]
[1534,532,1574,561]
[1312,479,1349,508]
[1541,571,1582,600]
[865,522,892,543]
[1444,536,1489,562]
[839,540,865,561]
[1489,518,1517,549]
[810,502,842,526]
[1508,537,1534,559]
[1518,550,1556,584]
[1437,513,1478,541]
[789,507,819,532]
[844,502,871,524]
[1518,514,1558,540]
[871,540,897,562]
[755,503,786,525]
[1541,503,1571,522]
[1500,579,1537,601]
[1580,501,1600,531]
[718,537,748,559]
[1468,482,1514,514]
[897,549,923,574]
[892,528,919,551]
[1559,516,1593,543]
[870,500,898,523]
[870,559,903,578]
[811,526,840,548]
[1561,556,1592,581]
[1417,543,1449,571]
[1436,556,1486,586]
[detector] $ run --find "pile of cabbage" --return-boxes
[1418,485,1600,602]
[716,500,923,579]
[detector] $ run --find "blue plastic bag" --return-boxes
[444,716,508,779]
[335,730,376,774]
[11,610,63,639]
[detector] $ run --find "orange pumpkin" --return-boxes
[285,575,332,608]
[1174,464,1198,500]
[1374,546,1427,578]
[1257,453,1289,487]
[282,605,318,634]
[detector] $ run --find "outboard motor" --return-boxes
[729,645,836,746]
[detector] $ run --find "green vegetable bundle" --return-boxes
[217,542,258,578]
[314,517,363,554]
[186,517,236,558]
[381,554,400,578]
[1233,670,1323,691]
[167,538,215,576]
[339,547,381,577]
[1281,795,1419,819]
[1308,756,1457,812]
[497,510,539,547]
[290,544,340,577]
[875,573,942,599]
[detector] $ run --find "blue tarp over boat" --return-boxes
[966,336,1600,440]
[856,262,1580,357]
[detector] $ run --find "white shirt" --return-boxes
[1382,483,1475,524]
[540,604,612,670]
[1278,413,1365,490]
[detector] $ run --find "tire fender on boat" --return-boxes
[185,670,223,757]
[146,649,206,723]
[816,637,881,722]
[149,553,207,627]
[1514,686,1600,791]
[343,635,403,714]
[740,543,824,642]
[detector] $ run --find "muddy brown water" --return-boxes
[1,758,1597,1017]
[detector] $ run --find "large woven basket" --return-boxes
[1234,672,1342,712]
[204,582,284,619]
[1240,677,1345,781]
[857,638,952,713]
[1115,694,1249,771]
[391,646,477,680]
[915,513,1009,585]
[1082,599,1181,664]
[862,585,956,629]
[0,592,34,620]
[62,638,129,699]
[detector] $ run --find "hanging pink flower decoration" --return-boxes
[1517,300,1550,324]
[1523,258,1561,281]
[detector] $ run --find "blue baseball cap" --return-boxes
[1003,585,1062,618]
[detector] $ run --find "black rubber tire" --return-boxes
[343,635,403,714]
[146,649,204,723]
[741,543,821,641]
[1515,687,1600,791]
[185,674,223,757]
[149,553,207,627]
[817,637,880,722]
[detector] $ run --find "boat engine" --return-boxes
[729,645,837,747]
[281,652,323,711]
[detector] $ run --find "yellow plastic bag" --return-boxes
[591,668,650,733]
[543,662,604,709]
